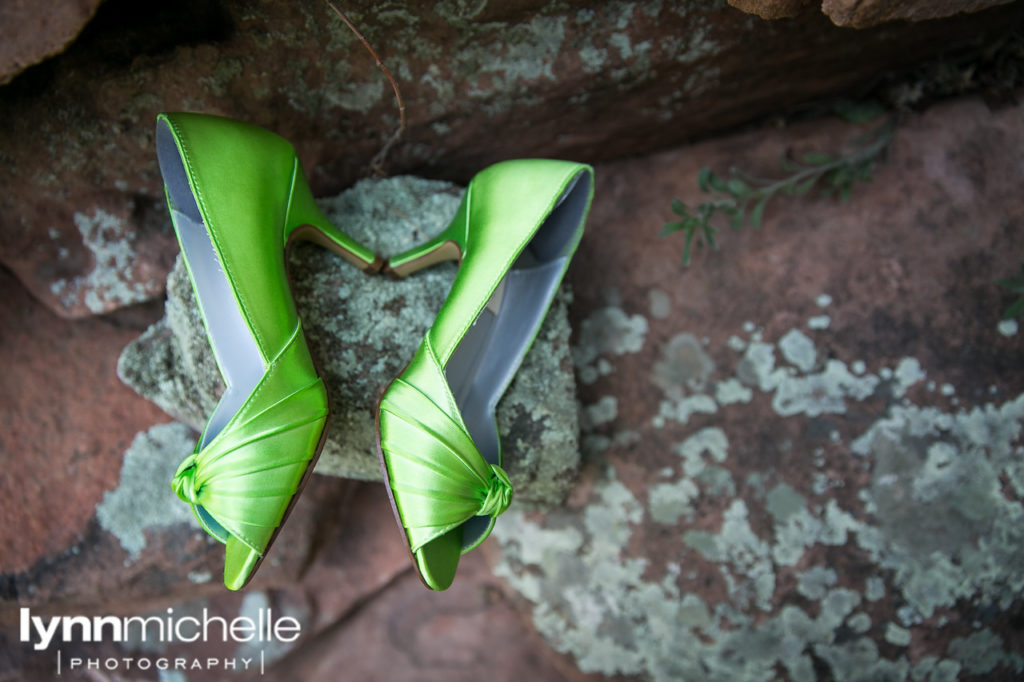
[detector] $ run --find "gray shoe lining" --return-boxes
[156,120,267,451]
[444,170,592,549]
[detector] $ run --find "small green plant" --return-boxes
[662,118,896,265]
[999,262,1024,320]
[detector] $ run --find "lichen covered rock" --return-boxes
[489,97,1024,681]
[3,0,1022,318]
[118,176,580,507]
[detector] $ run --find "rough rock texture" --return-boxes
[117,176,581,508]
[487,96,1024,680]
[729,0,1016,25]
[727,0,815,20]
[0,266,167,579]
[4,93,1024,681]
[821,0,1017,27]
[0,0,102,85]
[2,0,1022,318]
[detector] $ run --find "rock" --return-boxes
[821,0,1016,27]
[727,0,815,20]
[488,96,1024,680]
[1,420,347,612]
[0,0,102,85]
[2,0,1022,318]
[0,266,167,580]
[117,176,581,508]
[728,0,1015,25]
[253,551,601,682]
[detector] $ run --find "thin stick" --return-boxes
[324,1,407,176]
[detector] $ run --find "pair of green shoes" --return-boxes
[156,113,594,591]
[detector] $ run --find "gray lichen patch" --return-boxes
[892,357,926,398]
[648,478,699,524]
[572,302,648,384]
[808,314,831,330]
[582,396,618,430]
[796,566,837,601]
[765,482,807,524]
[494,311,1024,679]
[947,629,1020,676]
[652,332,715,399]
[715,377,752,405]
[779,329,817,372]
[50,208,163,314]
[95,423,199,558]
[684,500,776,611]
[851,396,1024,621]
[675,426,728,477]
[885,623,912,647]
[648,288,671,319]
[118,176,581,507]
[772,360,879,418]
[495,467,916,680]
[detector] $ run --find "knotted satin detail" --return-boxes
[378,346,516,553]
[479,465,513,518]
[169,329,328,553]
[172,454,201,506]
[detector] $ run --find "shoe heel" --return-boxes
[287,165,383,273]
[383,196,468,280]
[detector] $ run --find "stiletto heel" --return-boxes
[286,164,384,273]
[382,217,463,279]
[377,159,594,590]
[156,112,380,590]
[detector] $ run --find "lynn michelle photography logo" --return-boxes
[20,605,301,675]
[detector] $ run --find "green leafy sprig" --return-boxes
[999,262,1024,320]
[662,118,896,265]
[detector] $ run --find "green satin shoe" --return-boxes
[377,159,594,590]
[156,112,381,590]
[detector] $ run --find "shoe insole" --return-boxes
[158,120,268,546]
[408,169,593,585]
[158,121,266,450]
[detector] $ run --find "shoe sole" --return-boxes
[374,368,433,590]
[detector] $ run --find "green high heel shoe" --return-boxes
[377,159,594,590]
[156,112,381,590]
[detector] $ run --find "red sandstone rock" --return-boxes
[1,0,1021,317]
[485,95,1024,679]
[822,0,1016,27]
[728,0,815,20]
[0,0,102,85]
[0,268,167,577]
